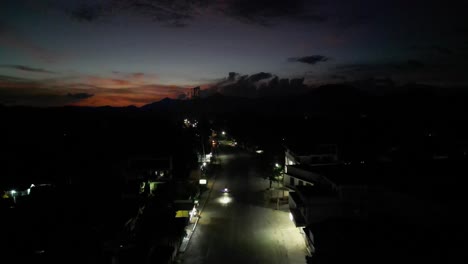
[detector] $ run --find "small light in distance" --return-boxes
[275,163,280,168]
[256,150,264,154]
[10,190,16,195]
[222,131,226,135]
[199,179,207,185]
[203,162,207,166]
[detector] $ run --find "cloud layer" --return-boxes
[0,71,189,107]
[288,55,330,65]
[0,65,55,74]
[64,0,324,26]
[202,72,308,98]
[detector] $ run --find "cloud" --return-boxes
[63,0,326,27]
[65,0,199,26]
[0,75,95,107]
[247,72,272,82]
[132,72,145,78]
[219,0,326,26]
[71,84,190,106]
[69,2,104,22]
[0,64,55,74]
[333,59,468,86]
[0,73,190,107]
[288,55,330,65]
[202,72,308,98]
[330,74,347,81]
[87,76,133,88]
[67,92,94,99]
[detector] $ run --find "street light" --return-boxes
[275,163,280,168]
[222,131,226,135]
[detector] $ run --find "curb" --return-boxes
[178,164,218,253]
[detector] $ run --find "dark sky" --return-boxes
[1,0,467,106]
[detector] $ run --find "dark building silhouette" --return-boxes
[191,86,200,99]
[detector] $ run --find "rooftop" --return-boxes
[289,163,377,186]
[294,185,336,198]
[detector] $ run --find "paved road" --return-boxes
[181,146,307,264]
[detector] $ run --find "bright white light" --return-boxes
[203,162,207,166]
[10,190,16,195]
[219,196,232,205]
[289,212,294,222]
[199,179,207,185]
[275,163,280,168]
[256,150,264,154]
[222,131,226,135]
[27,188,31,195]
[30,184,35,188]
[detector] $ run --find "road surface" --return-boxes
[181,145,307,264]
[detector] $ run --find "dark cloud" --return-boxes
[0,89,93,107]
[228,72,240,82]
[64,0,325,27]
[220,0,326,26]
[67,92,94,99]
[69,3,104,22]
[288,55,330,65]
[334,59,468,86]
[203,72,308,98]
[331,74,347,81]
[247,72,272,82]
[0,64,55,74]
[66,0,201,26]
[336,60,426,74]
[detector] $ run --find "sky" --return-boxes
[0,0,467,107]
